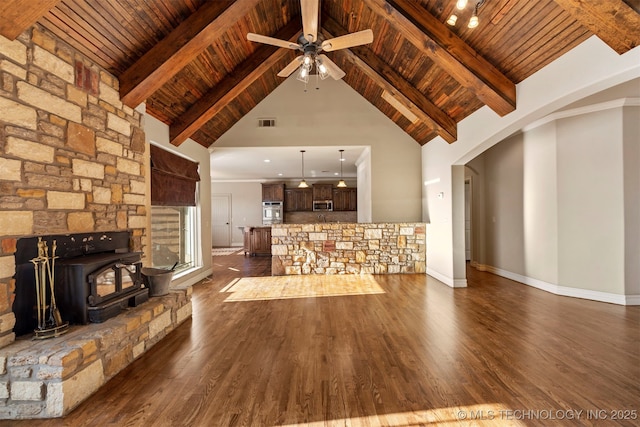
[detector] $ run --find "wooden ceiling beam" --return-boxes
[119,0,261,108]
[169,20,301,146]
[0,0,61,40]
[553,0,640,54]
[322,18,457,144]
[363,0,516,116]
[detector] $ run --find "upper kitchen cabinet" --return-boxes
[312,184,333,201]
[262,183,284,202]
[333,188,357,211]
[284,188,312,212]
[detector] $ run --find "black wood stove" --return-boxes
[13,231,149,336]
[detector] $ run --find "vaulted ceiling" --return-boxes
[1,0,639,149]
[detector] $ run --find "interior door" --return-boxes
[212,194,231,247]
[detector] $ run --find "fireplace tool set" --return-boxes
[30,237,69,339]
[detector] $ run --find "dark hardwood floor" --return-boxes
[4,254,639,426]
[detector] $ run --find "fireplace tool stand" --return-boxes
[31,237,69,339]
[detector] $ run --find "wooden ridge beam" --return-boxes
[553,0,640,54]
[363,0,516,117]
[322,17,457,144]
[169,20,301,146]
[0,0,61,40]
[119,0,261,108]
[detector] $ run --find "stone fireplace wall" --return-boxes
[0,26,148,349]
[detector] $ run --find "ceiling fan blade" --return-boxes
[301,0,319,42]
[277,56,304,77]
[321,29,374,52]
[317,54,345,80]
[247,33,300,50]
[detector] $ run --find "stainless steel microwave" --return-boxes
[313,200,333,211]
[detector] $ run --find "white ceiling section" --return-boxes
[210,146,366,181]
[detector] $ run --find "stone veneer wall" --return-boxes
[0,288,192,419]
[0,26,148,349]
[271,223,426,275]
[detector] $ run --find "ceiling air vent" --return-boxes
[258,118,276,128]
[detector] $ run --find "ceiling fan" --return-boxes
[247,0,373,82]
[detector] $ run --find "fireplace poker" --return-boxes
[46,240,64,326]
[40,240,49,328]
[36,238,48,330]
[30,257,42,329]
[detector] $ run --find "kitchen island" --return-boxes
[243,226,272,256]
[271,222,425,275]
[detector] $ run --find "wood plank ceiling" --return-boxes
[1,0,639,148]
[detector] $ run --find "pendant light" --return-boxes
[337,149,347,188]
[298,150,309,188]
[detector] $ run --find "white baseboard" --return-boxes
[624,294,640,305]
[473,264,639,306]
[426,267,468,288]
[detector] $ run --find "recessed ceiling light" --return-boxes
[278,173,283,176]
[334,172,339,176]
[264,159,271,163]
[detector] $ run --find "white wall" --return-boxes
[482,133,526,274]
[556,108,625,294]
[469,104,634,301]
[522,123,559,285]
[623,106,640,297]
[422,35,640,304]
[144,113,213,287]
[214,76,423,222]
[211,181,262,246]
[356,147,372,223]
[476,123,560,286]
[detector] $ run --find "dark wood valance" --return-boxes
[150,145,200,206]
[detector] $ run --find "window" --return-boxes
[151,205,199,274]
[149,144,202,275]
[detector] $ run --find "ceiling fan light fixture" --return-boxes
[446,14,458,26]
[246,0,373,87]
[456,0,468,9]
[316,58,329,80]
[296,65,310,83]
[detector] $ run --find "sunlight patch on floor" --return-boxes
[221,274,386,301]
[280,403,524,426]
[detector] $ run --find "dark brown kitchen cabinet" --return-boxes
[312,184,333,201]
[284,188,312,211]
[262,183,284,202]
[332,188,357,211]
[243,226,271,256]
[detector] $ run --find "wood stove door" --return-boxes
[88,262,141,306]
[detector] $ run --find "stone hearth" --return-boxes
[0,287,191,419]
